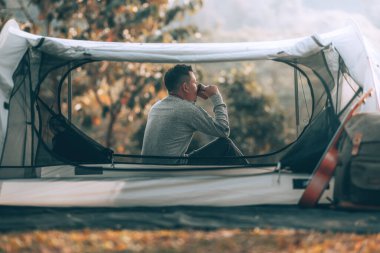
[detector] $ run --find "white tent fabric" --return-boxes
[0,20,29,152]
[0,169,334,207]
[1,19,379,93]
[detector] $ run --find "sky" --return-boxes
[185,0,380,43]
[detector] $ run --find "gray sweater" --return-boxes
[141,94,230,158]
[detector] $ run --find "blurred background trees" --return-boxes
[0,0,294,156]
[219,67,286,155]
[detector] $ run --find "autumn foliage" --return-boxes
[1,228,380,253]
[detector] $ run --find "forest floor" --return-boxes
[1,228,380,253]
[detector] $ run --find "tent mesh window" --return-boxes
[278,47,361,173]
[1,49,113,171]
[0,43,360,176]
[278,46,341,173]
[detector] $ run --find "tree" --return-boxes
[217,65,286,155]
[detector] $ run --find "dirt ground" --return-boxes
[1,228,380,253]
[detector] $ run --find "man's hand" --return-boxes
[197,84,219,100]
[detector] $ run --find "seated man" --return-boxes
[141,64,247,165]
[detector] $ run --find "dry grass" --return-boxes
[1,228,380,253]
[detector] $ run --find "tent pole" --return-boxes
[294,67,300,136]
[68,63,72,122]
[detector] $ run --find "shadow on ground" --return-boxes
[1,205,379,233]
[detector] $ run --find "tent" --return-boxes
[0,19,378,207]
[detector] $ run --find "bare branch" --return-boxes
[17,0,35,26]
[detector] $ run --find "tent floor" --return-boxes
[0,165,333,207]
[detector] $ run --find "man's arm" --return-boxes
[190,86,230,137]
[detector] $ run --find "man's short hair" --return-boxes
[164,64,193,92]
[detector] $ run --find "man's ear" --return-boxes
[179,82,187,92]
[182,82,189,93]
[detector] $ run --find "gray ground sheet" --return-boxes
[1,205,380,233]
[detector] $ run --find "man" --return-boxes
[141,64,247,165]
